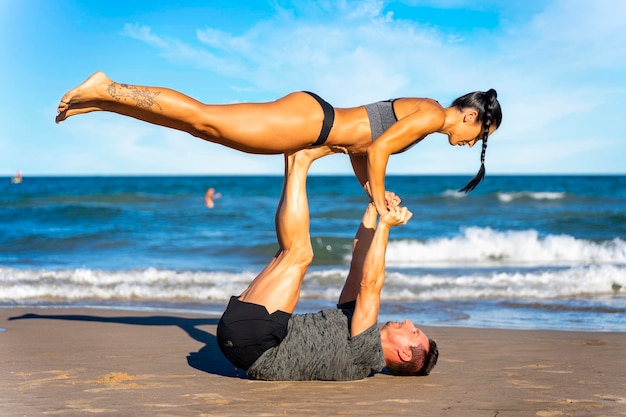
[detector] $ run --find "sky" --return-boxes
[1,0,624,176]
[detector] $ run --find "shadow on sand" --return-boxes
[9,312,244,378]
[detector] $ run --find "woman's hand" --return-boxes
[363,182,401,216]
[385,191,401,209]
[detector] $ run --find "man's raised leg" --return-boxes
[237,147,334,314]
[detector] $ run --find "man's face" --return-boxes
[383,319,429,352]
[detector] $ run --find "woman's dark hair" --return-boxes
[452,89,503,193]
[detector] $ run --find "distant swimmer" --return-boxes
[205,187,221,208]
[11,171,22,184]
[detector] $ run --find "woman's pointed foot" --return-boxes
[55,71,111,123]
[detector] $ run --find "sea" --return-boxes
[1,175,625,332]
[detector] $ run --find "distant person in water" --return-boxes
[56,72,502,215]
[216,146,438,380]
[11,170,22,184]
[204,187,221,209]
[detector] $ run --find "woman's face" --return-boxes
[448,113,496,147]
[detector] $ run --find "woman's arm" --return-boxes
[366,104,445,215]
[366,144,391,216]
[349,155,369,190]
[350,155,402,210]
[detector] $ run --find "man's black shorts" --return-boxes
[217,296,291,371]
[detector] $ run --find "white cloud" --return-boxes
[122,3,460,101]
[123,24,242,75]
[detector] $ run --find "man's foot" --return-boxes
[55,71,112,123]
[287,145,336,167]
[327,145,349,154]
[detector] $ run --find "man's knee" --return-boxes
[287,243,313,269]
[298,244,314,268]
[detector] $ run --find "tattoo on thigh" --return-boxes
[107,83,163,112]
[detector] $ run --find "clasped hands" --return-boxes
[381,190,412,226]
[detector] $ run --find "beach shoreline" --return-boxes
[2,307,625,416]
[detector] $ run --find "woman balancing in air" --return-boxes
[56,72,502,215]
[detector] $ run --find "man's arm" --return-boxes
[338,191,402,305]
[349,207,412,337]
[338,203,378,305]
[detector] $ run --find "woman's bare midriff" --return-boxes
[327,107,372,154]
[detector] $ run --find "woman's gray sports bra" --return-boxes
[364,99,422,154]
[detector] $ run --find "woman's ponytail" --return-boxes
[456,89,502,193]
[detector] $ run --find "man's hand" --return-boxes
[380,206,412,227]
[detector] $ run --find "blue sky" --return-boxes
[1,0,624,176]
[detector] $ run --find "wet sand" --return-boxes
[2,307,625,416]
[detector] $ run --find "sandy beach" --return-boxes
[1,307,625,417]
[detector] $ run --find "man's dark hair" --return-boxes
[386,338,439,376]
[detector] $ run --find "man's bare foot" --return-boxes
[289,145,338,163]
[55,71,112,123]
[327,145,349,154]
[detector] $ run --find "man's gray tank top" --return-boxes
[246,308,385,381]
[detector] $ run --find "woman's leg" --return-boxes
[56,72,327,153]
[238,146,334,314]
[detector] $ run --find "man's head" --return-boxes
[380,320,439,376]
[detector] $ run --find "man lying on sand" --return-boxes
[217,147,438,380]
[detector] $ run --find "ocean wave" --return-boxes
[440,190,567,202]
[300,265,625,301]
[441,189,467,198]
[497,191,566,203]
[0,267,255,303]
[2,264,624,304]
[384,227,626,266]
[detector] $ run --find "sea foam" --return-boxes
[384,227,626,266]
[2,264,624,303]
